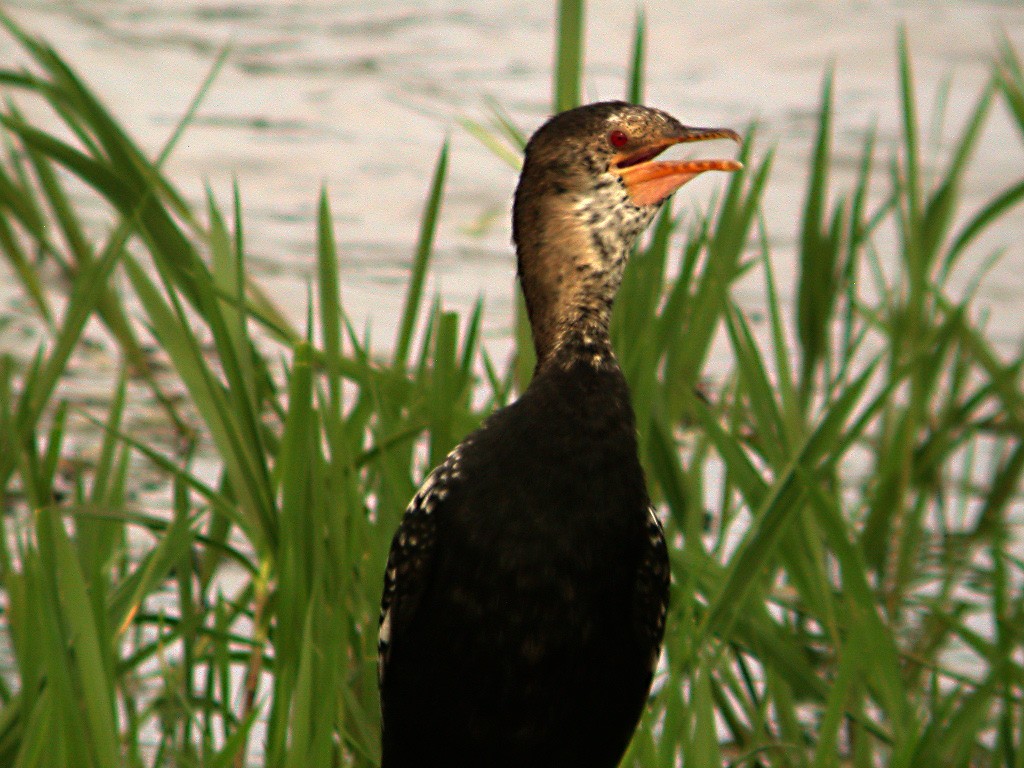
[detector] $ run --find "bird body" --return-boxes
[381,360,655,767]
[379,101,740,768]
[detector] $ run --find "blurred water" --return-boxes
[0,3,1021,760]
[2,0,1023,354]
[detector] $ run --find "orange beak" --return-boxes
[612,127,743,207]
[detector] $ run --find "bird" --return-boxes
[378,101,741,768]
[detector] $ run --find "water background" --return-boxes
[0,2,1022,760]
[2,0,1023,358]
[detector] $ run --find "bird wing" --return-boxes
[377,446,463,685]
[633,506,671,674]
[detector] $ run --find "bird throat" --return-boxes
[522,176,661,372]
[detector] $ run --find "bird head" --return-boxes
[511,101,742,365]
[513,101,741,267]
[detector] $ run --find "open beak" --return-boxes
[612,127,743,207]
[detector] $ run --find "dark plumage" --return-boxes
[378,101,740,768]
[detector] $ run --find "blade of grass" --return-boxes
[553,0,585,111]
[394,139,448,370]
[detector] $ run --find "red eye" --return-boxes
[608,130,628,148]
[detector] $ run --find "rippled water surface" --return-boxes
[0,3,1021,757]
[2,0,1023,349]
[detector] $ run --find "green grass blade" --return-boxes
[796,69,842,401]
[943,178,1024,278]
[997,34,1024,139]
[627,9,646,104]
[318,187,343,410]
[553,0,585,111]
[394,139,448,369]
[36,508,121,768]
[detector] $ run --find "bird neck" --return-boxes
[514,175,656,374]
[513,145,665,375]
[516,204,630,373]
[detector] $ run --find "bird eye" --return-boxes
[608,130,629,148]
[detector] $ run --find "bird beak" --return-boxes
[612,127,743,207]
